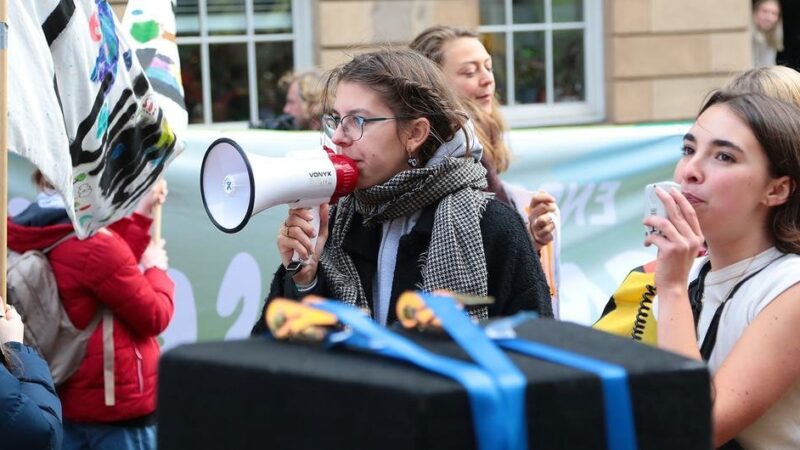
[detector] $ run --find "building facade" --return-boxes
[112,0,753,127]
[607,0,751,122]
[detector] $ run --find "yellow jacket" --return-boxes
[593,260,658,345]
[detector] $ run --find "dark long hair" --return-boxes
[322,48,469,166]
[700,91,800,254]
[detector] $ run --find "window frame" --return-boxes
[478,0,604,128]
[176,0,314,125]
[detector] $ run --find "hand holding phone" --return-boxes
[644,181,681,236]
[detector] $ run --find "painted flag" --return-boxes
[122,0,188,139]
[8,0,181,238]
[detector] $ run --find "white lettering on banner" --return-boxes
[216,252,263,340]
[590,182,619,225]
[544,181,621,226]
[160,268,198,351]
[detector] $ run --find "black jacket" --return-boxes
[252,198,552,334]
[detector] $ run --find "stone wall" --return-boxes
[108,0,753,125]
[317,0,479,69]
[606,0,752,123]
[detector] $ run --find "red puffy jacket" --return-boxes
[8,212,174,422]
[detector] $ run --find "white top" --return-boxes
[374,212,420,325]
[690,247,800,450]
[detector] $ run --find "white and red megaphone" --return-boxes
[200,138,359,266]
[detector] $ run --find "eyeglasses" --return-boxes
[322,114,410,142]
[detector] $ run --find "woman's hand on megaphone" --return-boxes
[278,204,330,285]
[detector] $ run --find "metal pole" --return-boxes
[1,0,9,310]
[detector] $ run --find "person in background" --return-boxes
[7,172,174,450]
[0,302,63,450]
[252,69,325,131]
[281,69,325,131]
[410,25,561,308]
[252,48,552,333]
[410,26,512,205]
[752,0,783,67]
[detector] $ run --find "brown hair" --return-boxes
[725,66,800,107]
[700,91,800,254]
[0,345,18,372]
[31,169,55,191]
[322,48,469,166]
[410,25,510,172]
[0,346,9,370]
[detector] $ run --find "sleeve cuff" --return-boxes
[294,277,318,293]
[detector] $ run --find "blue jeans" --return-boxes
[62,421,156,450]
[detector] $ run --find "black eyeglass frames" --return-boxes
[321,114,411,141]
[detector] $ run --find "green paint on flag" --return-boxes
[130,20,159,43]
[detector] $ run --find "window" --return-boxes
[478,0,604,127]
[176,0,313,124]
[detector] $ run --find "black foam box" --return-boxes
[158,320,711,450]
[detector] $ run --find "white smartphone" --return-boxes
[644,181,681,236]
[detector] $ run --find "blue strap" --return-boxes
[312,300,507,450]
[421,293,528,450]
[486,316,638,450]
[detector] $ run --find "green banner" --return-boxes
[9,123,688,347]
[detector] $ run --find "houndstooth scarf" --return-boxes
[320,132,491,321]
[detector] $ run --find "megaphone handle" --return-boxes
[288,206,320,274]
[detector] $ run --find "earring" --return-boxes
[406,145,419,167]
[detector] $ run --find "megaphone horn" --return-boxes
[200,137,359,234]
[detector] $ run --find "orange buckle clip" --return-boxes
[265,297,339,341]
[396,291,495,331]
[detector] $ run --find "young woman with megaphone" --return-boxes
[251,48,552,331]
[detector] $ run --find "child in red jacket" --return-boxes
[8,172,174,450]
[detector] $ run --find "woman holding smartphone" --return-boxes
[650,91,800,449]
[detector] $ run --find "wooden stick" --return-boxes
[152,203,162,242]
[150,178,167,242]
[1,0,8,310]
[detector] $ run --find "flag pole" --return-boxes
[152,203,162,242]
[1,0,8,310]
